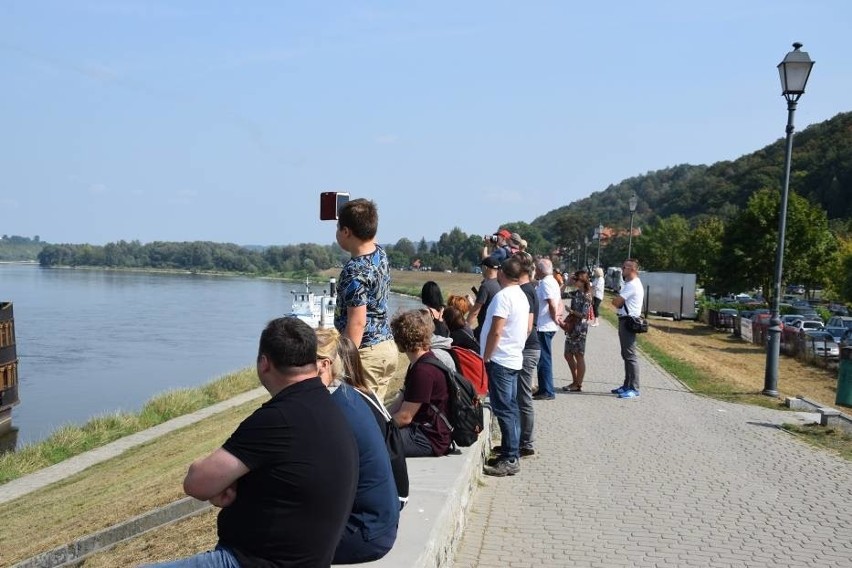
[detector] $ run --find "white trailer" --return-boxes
[640,272,697,320]
[605,267,624,292]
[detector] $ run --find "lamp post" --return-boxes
[595,223,603,268]
[764,42,814,397]
[583,236,590,270]
[627,194,638,259]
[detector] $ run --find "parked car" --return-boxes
[781,314,805,326]
[825,326,849,342]
[828,304,849,316]
[789,320,824,333]
[825,316,852,330]
[802,330,840,360]
[842,329,852,350]
[786,284,806,295]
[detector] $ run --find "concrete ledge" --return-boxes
[15,408,491,567]
[354,407,491,567]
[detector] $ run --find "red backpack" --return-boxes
[448,346,489,397]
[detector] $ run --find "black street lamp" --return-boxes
[764,42,814,397]
[595,223,603,268]
[627,194,638,258]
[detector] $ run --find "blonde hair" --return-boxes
[315,328,371,392]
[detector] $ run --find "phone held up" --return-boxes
[320,192,350,221]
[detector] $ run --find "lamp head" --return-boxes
[629,194,638,212]
[777,42,814,102]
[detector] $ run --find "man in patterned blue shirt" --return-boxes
[335,198,398,401]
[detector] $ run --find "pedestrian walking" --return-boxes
[591,266,605,326]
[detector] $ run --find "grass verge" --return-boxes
[0,368,258,484]
[781,422,852,461]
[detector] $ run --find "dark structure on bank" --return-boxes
[1,302,19,436]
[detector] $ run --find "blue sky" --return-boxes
[1,1,850,247]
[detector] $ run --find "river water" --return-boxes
[0,264,419,448]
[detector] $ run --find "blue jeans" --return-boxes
[536,331,556,396]
[518,348,539,449]
[334,525,397,564]
[144,545,240,568]
[487,361,520,460]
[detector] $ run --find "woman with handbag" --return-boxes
[560,270,593,392]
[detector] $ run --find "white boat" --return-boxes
[286,277,337,329]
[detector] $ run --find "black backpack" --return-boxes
[354,388,410,509]
[420,358,484,447]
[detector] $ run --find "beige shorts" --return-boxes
[359,338,399,403]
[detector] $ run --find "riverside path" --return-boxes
[454,317,852,568]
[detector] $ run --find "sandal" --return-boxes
[562,384,582,392]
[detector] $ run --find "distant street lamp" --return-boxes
[583,236,591,270]
[764,42,814,397]
[627,194,638,258]
[595,223,603,268]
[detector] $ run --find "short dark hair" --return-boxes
[338,198,378,241]
[500,256,523,280]
[258,317,317,373]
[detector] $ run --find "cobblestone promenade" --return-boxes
[454,318,852,568]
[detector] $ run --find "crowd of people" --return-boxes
[151,205,645,567]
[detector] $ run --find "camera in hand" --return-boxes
[484,234,499,243]
[320,192,350,220]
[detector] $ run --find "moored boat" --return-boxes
[285,277,337,329]
[0,302,20,436]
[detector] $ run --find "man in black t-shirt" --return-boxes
[149,317,358,568]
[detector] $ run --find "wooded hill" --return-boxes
[534,110,852,240]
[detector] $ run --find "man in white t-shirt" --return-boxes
[611,259,644,399]
[480,256,533,477]
[534,258,563,399]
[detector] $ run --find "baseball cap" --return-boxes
[495,229,511,240]
[480,257,501,269]
[510,232,522,246]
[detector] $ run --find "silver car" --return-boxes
[803,330,840,360]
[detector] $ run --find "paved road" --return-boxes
[455,318,852,568]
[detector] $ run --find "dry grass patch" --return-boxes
[0,397,262,566]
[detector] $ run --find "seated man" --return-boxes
[388,309,452,457]
[148,317,358,568]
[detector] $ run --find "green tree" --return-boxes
[633,215,690,271]
[718,188,837,304]
[681,217,725,291]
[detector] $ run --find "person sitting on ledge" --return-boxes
[316,328,400,564]
[145,317,358,568]
[388,309,452,457]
